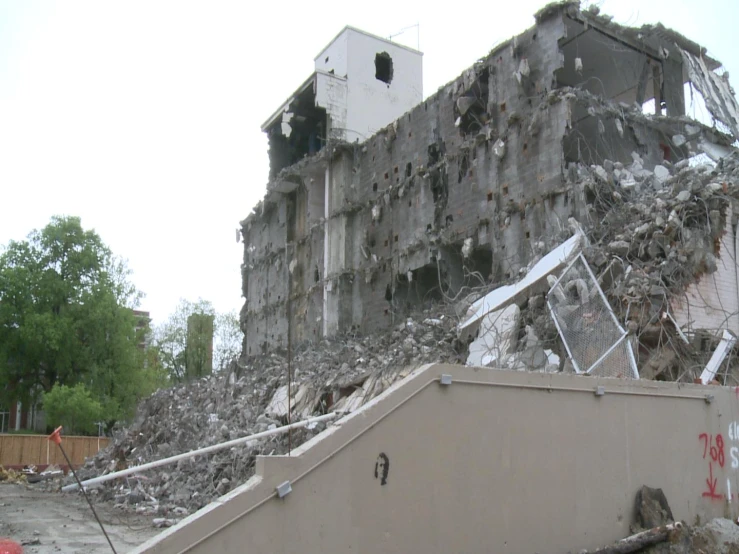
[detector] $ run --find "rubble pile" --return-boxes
[65,155,739,518]
[69,309,463,515]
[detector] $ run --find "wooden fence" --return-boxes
[0,434,109,467]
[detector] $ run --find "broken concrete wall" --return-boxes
[673,209,739,337]
[241,2,739,356]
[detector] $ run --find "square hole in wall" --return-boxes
[394,166,399,174]
[487,192,493,202]
[406,162,412,177]
[523,142,528,152]
[375,52,393,84]
[394,234,399,243]
[525,231,530,239]
[502,185,509,196]
[408,131,412,138]
[384,172,389,180]
[373,182,378,192]
[500,102,506,112]
[384,239,389,247]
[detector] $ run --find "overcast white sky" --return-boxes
[1,0,736,324]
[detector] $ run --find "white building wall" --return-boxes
[314,30,349,78]
[315,72,348,138]
[673,213,739,336]
[344,29,423,143]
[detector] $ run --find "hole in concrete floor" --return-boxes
[503,184,509,196]
[406,162,412,177]
[375,52,393,84]
[373,182,378,192]
[487,192,493,202]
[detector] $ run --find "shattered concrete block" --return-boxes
[466,304,521,367]
[676,190,691,202]
[672,134,686,147]
[462,237,473,258]
[492,139,506,159]
[594,165,608,182]
[653,165,670,185]
[615,119,624,138]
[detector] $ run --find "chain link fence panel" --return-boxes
[547,254,638,379]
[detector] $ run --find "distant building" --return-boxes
[132,309,151,350]
[186,313,214,379]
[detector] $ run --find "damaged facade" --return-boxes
[241,1,739,381]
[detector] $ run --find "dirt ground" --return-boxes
[0,483,160,554]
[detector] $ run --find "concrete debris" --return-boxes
[65,308,463,514]
[466,304,520,367]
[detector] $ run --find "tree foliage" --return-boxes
[154,299,243,382]
[0,216,165,423]
[42,383,103,435]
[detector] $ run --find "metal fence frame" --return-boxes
[547,254,639,378]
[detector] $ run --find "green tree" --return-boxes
[0,216,162,422]
[42,383,103,435]
[154,299,242,382]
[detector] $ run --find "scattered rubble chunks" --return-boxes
[66,309,463,514]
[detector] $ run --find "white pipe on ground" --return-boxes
[62,412,340,492]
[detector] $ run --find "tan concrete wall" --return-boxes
[134,365,739,554]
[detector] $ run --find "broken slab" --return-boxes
[466,304,521,367]
[459,232,583,337]
[682,49,739,139]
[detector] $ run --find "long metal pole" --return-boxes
[62,412,339,492]
[58,443,118,553]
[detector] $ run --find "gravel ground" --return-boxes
[0,483,159,554]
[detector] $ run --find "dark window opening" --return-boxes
[384,172,389,180]
[394,234,399,243]
[502,184,509,196]
[394,166,399,174]
[456,67,490,136]
[487,192,493,202]
[458,152,470,183]
[265,85,326,178]
[406,162,412,177]
[373,182,378,192]
[375,52,394,84]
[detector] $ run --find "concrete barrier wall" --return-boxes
[135,365,739,554]
[0,434,108,467]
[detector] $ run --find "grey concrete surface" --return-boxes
[0,483,158,554]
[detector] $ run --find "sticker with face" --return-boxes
[374,452,389,486]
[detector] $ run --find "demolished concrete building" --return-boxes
[59,6,739,552]
[241,0,739,385]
